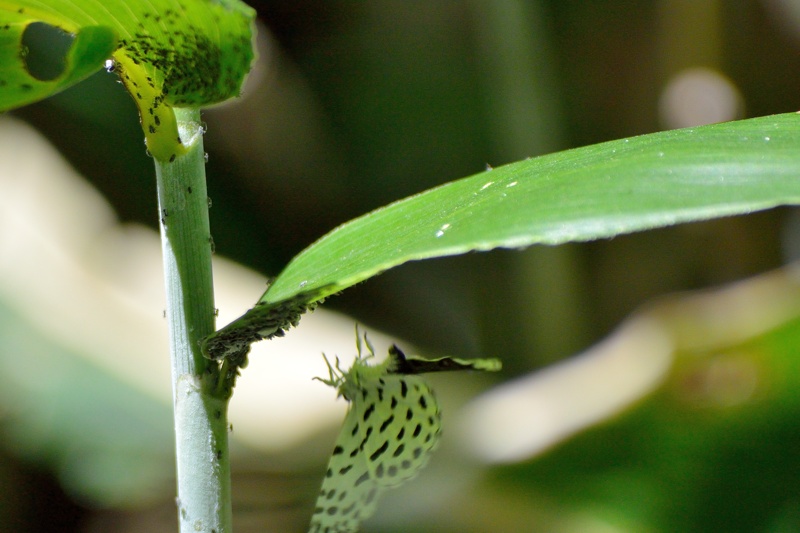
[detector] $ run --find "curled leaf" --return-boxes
[0,0,255,161]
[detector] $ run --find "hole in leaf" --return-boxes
[21,22,74,81]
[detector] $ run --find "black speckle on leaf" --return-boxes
[117,16,252,107]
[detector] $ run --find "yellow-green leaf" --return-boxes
[0,0,255,161]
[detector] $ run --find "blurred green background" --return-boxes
[4,0,800,531]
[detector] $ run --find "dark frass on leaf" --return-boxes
[202,285,336,365]
[0,1,255,161]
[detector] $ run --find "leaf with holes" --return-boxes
[0,0,255,161]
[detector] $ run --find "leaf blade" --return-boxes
[204,114,800,359]
[0,0,255,160]
[269,113,800,301]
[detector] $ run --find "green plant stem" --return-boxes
[155,108,232,533]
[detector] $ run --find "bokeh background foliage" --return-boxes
[4,1,800,532]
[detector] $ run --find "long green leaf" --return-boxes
[0,0,255,160]
[203,113,800,360]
